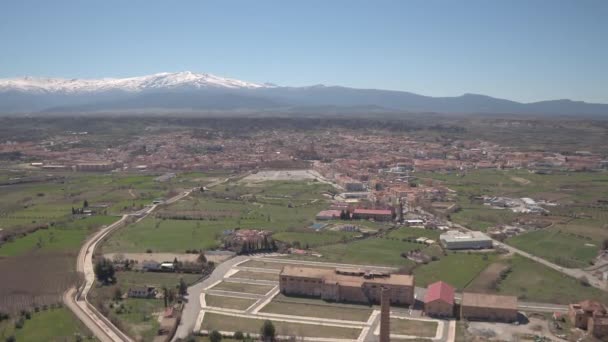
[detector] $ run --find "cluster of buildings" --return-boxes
[279,266,415,306]
[279,266,520,323]
[424,281,518,322]
[568,300,608,339]
[4,124,607,175]
[482,196,550,214]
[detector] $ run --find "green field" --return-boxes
[387,227,441,241]
[210,281,275,295]
[230,270,279,282]
[0,215,117,257]
[496,255,608,304]
[104,180,332,253]
[205,295,257,310]
[413,253,497,289]
[116,271,201,291]
[390,318,438,337]
[507,228,599,268]
[201,312,362,339]
[0,307,93,342]
[112,298,165,341]
[272,230,358,247]
[311,237,421,267]
[259,296,372,321]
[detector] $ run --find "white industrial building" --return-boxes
[440,230,493,250]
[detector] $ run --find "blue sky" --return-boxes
[1,0,607,103]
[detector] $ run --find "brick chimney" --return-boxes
[380,287,391,342]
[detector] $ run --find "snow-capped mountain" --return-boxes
[0,71,268,93]
[0,71,606,115]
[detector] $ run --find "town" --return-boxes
[1,115,608,342]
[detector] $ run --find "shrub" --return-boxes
[234,331,244,340]
[14,317,25,329]
[209,330,222,342]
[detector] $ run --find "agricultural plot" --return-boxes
[272,230,358,248]
[0,215,117,257]
[0,171,188,314]
[496,255,608,304]
[465,261,511,293]
[0,307,94,342]
[0,254,79,314]
[312,237,420,267]
[110,298,165,341]
[387,227,441,241]
[420,169,608,268]
[507,228,599,268]
[115,271,201,292]
[104,180,332,253]
[413,253,497,289]
[201,312,362,339]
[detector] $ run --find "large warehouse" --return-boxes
[279,266,415,306]
[440,230,493,250]
[460,292,518,322]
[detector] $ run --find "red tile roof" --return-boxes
[425,281,455,305]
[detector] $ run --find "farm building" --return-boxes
[352,209,393,221]
[315,210,342,220]
[128,285,157,299]
[460,292,518,322]
[424,281,455,317]
[440,230,493,250]
[568,300,608,339]
[279,266,414,306]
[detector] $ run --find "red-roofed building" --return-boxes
[424,281,455,317]
[352,209,393,221]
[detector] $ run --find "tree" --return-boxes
[83,200,89,208]
[178,278,188,296]
[233,331,244,340]
[113,287,123,301]
[260,320,276,342]
[602,238,608,251]
[209,330,222,342]
[197,251,207,264]
[93,258,115,285]
[163,287,169,308]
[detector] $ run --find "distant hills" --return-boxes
[0,71,606,115]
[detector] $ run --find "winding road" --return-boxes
[64,188,197,342]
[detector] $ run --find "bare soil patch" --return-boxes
[466,262,510,293]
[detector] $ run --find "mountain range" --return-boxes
[1,71,606,116]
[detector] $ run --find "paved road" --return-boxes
[65,187,198,342]
[173,255,250,341]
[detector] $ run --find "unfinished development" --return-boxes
[279,265,415,306]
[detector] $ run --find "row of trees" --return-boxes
[207,320,276,342]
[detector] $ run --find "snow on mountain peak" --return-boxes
[0,71,270,93]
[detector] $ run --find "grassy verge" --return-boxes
[205,295,257,310]
[201,312,362,339]
[259,297,372,321]
[390,318,438,337]
[210,281,275,295]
